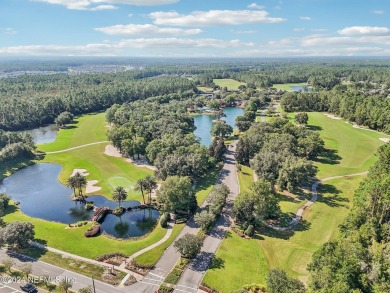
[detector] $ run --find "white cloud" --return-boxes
[149,10,286,26]
[247,3,264,10]
[0,38,253,56]
[0,28,17,35]
[90,5,117,11]
[293,28,305,32]
[311,28,327,32]
[128,13,133,17]
[231,29,257,35]
[371,10,384,15]
[338,26,390,36]
[299,16,312,20]
[301,34,390,46]
[95,24,202,36]
[33,0,179,10]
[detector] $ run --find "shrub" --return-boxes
[245,225,254,237]
[160,216,168,228]
[164,212,171,220]
[96,252,127,261]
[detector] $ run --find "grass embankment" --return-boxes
[272,83,308,91]
[203,112,388,292]
[37,113,152,199]
[197,86,214,92]
[213,79,246,91]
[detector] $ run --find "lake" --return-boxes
[0,163,159,238]
[23,124,58,144]
[193,107,244,146]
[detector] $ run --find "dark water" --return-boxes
[291,85,312,92]
[101,209,159,239]
[0,163,159,238]
[193,107,244,147]
[23,124,58,144]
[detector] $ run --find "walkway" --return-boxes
[173,141,240,293]
[43,141,109,154]
[264,171,369,231]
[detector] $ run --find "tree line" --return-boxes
[307,143,390,292]
[281,89,390,133]
[0,130,35,164]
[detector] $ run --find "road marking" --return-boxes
[139,280,160,287]
[148,272,164,279]
[174,288,195,293]
[176,284,198,290]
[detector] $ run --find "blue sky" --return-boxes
[0,0,389,57]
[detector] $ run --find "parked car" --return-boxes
[20,283,37,293]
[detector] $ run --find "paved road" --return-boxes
[173,141,240,293]
[129,141,240,293]
[0,249,129,293]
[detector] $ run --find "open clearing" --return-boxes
[213,79,246,91]
[272,82,308,91]
[203,111,389,291]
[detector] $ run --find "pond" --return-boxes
[193,107,244,146]
[22,124,58,144]
[290,85,312,92]
[0,163,159,238]
[101,209,159,239]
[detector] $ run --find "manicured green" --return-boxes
[213,79,246,91]
[308,112,390,178]
[197,86,214,92]
[272,83,308,91]
[203,231,268,292]
[38,113,108,152]
[36,113,153,199]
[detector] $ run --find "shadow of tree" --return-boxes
[257,226,294,240]
[307,125,323,131]
[314,148,341,166]
[317,183,349,208]
[208,256,225,270]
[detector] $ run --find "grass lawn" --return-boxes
[238,165,254,193]
[308,112,390,178]
[38,113,108,152]
[272,83,308,91]
[204,112,387,291]
[203,231,268,292]
[34,113,153,200]
[213,79,246,91]
[197,86,214,92]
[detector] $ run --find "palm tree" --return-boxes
[134,178,147,204]
[144,176,158,204]
[74,172,87,200]
[112,186,127,208]
[66,176,77,196]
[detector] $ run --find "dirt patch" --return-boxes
[104,144,122,157]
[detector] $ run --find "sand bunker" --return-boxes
[104,144,121,157]
[104,144,157,171]
[324,113,342,120]
[379,138,390,143]
[71,169,101,193]
[86,180,101,193]
[71,169,89,177]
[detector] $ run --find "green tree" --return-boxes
[112,186,127,207]
[73,172,87,199]
[19,262,32,277]
[2,257,14,273]
[267,268,306,293]
[211,122,233,138]
[66,176,77,196]
[54,111,73,127]
[134,178,148,205]
[173,234,203,259]
[0,221,35,248]
[295,112,309,125]
[158,176,197,213]
[194,210,215,232]
[144,175,158,204]
[78,285,93,293]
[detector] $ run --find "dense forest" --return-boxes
[281,90,390,133]
[0,130,35,164]
[106,91,214,181]
[308,143,390,292]
[0,72,194,130]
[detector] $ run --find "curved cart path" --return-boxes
[264,171,369,231]
[42,141,109,154]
